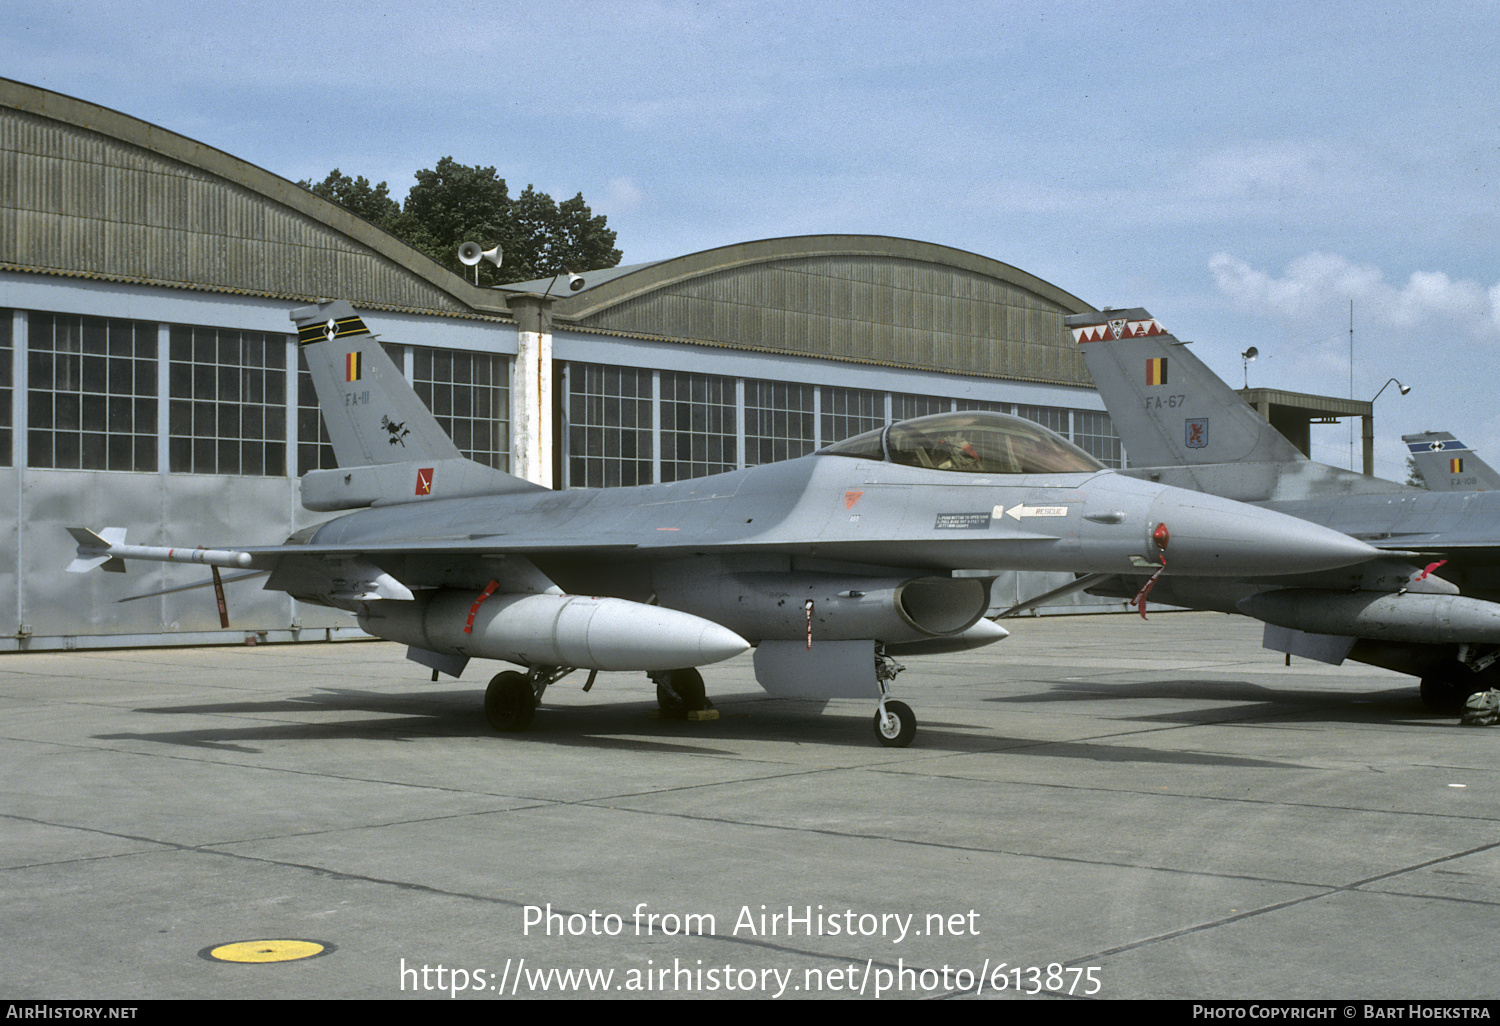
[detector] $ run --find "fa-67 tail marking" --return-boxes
[1071,306,1500,712]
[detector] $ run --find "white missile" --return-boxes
[360,590,751,671]
[66,527,253,573]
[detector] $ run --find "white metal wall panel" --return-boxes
[19,468,353,644]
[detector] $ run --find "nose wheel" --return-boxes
[870,647,915,747]
[873,699,916,747]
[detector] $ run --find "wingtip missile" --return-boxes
[65,526,254,573]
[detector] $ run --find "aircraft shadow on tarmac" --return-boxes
[91,686,1312,766]
[990,677,1438,727]
[94,688,1000,755]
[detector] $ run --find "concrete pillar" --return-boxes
[507,295,555,488]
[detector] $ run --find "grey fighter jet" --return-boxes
[66,301,1381,746]
[1071,308,1500,711]
[1404,431,1500,492]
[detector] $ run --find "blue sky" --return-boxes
[5,0,1497,478]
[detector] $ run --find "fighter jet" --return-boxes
[1404,431,1500,492]
[1070,307,1500,712]
[66,301,1381,746]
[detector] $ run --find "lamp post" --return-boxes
[1363,378,1410,478]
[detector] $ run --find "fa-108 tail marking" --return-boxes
[1404,431,1500,493]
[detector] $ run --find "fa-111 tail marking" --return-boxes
[67,300,1383,745]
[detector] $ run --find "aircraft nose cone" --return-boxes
[1147,491,1379,576]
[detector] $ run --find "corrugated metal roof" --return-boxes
[522,237,1098,386]
[0,77,509,320]
[1,79,1100,387]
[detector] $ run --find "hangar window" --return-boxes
[28,313,156,472]
[892,393,951,421]
[413,347,510,472]
[295,352,337,475]
[822,386,884,446]
[167,326,286,476]
[1015,403,1070,437]
[660,370,735,482]
[1073,410,1122,468]
[569,363,654,487]
[744,379,815,466]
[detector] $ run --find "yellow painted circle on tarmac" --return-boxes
[206,939,328,963]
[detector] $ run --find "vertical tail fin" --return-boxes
[1067,308,1305,467]
[292,300,463,466]
[1404,432,1500,492]
[290,300,543,510]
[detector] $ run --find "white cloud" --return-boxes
[602,178,647,214]
[1210,252,1500,340]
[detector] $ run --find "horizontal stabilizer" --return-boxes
[301,457,544,511]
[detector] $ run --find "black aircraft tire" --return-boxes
[1420,676,1474,715]
[657,668,707,718]
[873,700,917,748]
[486,671,537,732]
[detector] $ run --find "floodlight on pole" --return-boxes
[541,269,586,300]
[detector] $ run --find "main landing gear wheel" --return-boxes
[656,667,708,719]
[1420,675,1476,715]
[873,700,916,748]
[485,671,537,732]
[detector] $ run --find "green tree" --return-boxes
[1406,455,1429,489]
[387,157,518,286]
[303,157,621,288]
[506,184,624,284]
[298,169,400,227]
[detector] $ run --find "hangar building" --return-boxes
[0,77,1116,650]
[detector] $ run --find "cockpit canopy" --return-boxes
[821,411,1105,475]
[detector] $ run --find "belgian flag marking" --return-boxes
[1451,458,1465,474]
[1146,357,1168,385]
[345,352,361,382]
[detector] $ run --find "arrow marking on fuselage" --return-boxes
[993,504,1070,520]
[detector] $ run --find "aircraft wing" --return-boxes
[66,526,641,572]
